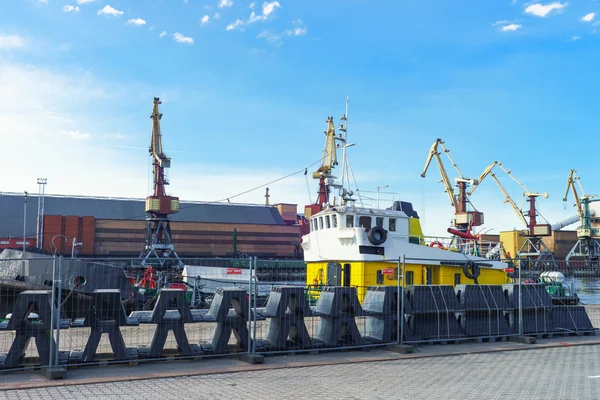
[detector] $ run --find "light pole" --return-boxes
[377,185,389,209]
[52,234,68,255]
[22,191,28,253]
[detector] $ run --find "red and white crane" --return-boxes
[139,97,182,267]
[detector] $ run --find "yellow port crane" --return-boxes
[421,138,483,232]
[140,97,182,267]
[563,169,600,265]
[469,161,554,268]
[312,116,338,181]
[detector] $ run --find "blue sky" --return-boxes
[1,0,600,237]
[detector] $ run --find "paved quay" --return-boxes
[1,336,600,399]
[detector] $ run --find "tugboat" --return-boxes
[301,101,510,301]
[539,271,580,305]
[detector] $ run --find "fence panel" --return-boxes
[1,252,600,376]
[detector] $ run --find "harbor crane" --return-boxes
[469,161,555,269]
[563,169,600,266]
[139,97,182,268]
[421,139,483,233]
[303,100,350,225]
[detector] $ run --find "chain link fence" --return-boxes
[0,254,598,376]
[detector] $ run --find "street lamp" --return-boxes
[51,234,68,255]
[377,185,389,209]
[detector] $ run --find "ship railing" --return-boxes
[417,236,504,259]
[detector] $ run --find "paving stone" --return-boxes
[2,346,600,399]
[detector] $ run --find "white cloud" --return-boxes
[582,12,595,22]
[501,24,522,31]
[571,35,581,41]
[201,14,210,25]
[249,1,280,23]
[226,19,244,31]
[213,12,220,19]
[97,5,123,16]
[283,27,307,37]
[76,0,95,4]
[38,0,48,4]
[492,20,511,26]
[126,18,147,26]
[218,0,233,8]
[262,1,280,16]
[159,31,167,38]
[173,32,194,44]
[249,2,255,8]
[0,35,25,50]
[63,5,80,12]
[524,2,568,18]
[62,130,91,140]
[257,30,282,45]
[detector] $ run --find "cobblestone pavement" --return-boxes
[3,345,600,400]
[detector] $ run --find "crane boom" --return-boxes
[437,141,466,180]
[312,117,338,179]
[421,139,457,210]
[145,97,179,216]
[564,169,583,218]
[490,172,529,227]
[467,161,498,196]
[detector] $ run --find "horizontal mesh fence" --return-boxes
[0,255,598,373]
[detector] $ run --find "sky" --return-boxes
[1,0,600,238]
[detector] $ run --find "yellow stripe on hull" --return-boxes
[306,261,508,302]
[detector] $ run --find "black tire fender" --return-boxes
[367,226,388,246]
[463,260,480,284]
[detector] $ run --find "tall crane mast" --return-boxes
[302,101,349,228]
[312,116,339,209]
[469,161,555,269]
[421,138,482,232]
[563,169,600,266]
[139,97,182,268]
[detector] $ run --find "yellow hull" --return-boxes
[306,261,508,302]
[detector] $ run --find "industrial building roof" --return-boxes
[0,192,287,238]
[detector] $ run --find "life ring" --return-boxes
[429,240,444,249]
[367,226,388,246]
[463,260,480,283]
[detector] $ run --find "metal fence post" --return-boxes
[518,263,523,336]
[49,255,56,369]
[396,257,401,345]
[247,257,253,354]
[400,255,406,346]
[252,256,258,354]
[55,256,63,367]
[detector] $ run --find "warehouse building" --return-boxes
[0,192,302,258]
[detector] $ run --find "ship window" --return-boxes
[376,270,384,285]
[325,215,331,229]
[406,271,414,285]
[313,219,318,231]
[346,214,354,228]
[376,217,384,228]
[359,216,372,229]
[319,217,324,230]
[332,214,338,228]
[389,218,396,232]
